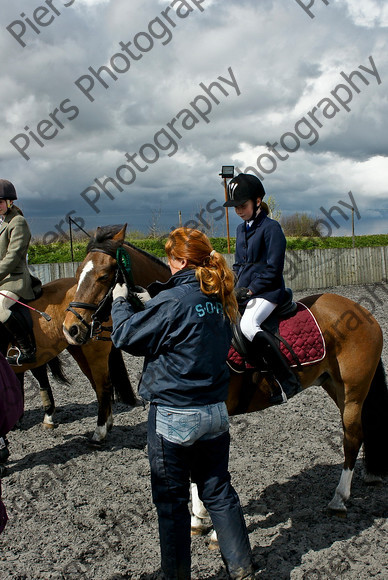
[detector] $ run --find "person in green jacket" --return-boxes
[0,179,39,365]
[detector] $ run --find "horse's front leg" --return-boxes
[67,343,113,443]
[328,468,355,515]
[190,482,220,548]
[190,482,211,534]
[93,377,113,443]
[30,365,56,429]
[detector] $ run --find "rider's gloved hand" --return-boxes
[234,287,252,302]
[112,283,128,301]
[134,285,151,305]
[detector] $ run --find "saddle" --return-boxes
[229,289,325,372]
[231,288,296,356]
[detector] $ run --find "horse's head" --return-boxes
[63,224,127,345]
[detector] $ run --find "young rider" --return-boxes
[224,173,301,404]
[0,179,39,365]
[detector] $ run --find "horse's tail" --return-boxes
[47,356,69,385]
[109,346,137,406]
[362,358,388,476]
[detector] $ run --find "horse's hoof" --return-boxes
[327,506,347,518]
[190,515,212,536]
[208,539,219,551]
[191,525,210,537]
[42,421,56,430]
[88,437,105,448]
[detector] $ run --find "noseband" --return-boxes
[66,249,118,341]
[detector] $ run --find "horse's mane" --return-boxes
[87,225,170,272]
[87,224,124,256]
[124,241,170,272]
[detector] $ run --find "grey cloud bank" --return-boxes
[236,56,382,181]
[1,0,387,239]
[80,67,240,214]
[9,0,206,161]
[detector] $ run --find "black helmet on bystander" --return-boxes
[0,180,17,201]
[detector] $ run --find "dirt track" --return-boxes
[0,283,387,579]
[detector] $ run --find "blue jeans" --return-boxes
[147,403,253,580]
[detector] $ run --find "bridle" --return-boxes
[66,249,119,341]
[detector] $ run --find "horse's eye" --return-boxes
[98,274,109,282]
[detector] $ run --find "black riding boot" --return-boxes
[0,437,9,464]
[250,331,302,405]
[4,312,36,365]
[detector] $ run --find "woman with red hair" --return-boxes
[111,228,254,580]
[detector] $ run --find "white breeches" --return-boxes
[240,297,277,341]
[0,291,19,323]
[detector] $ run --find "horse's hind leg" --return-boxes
[328,404,362,513]
[67,343,113,443]
[323,374,369,514]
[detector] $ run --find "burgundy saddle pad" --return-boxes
[228,302,326,371]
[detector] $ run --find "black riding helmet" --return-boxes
[223,173,265,220]
[0,180,17,201]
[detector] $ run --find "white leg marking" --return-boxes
[92,424,107,442]
[209,529,219,548]
[191,483,208,519]
[190,482,212,535]
[328,468,354,513]
[42,413,55,429]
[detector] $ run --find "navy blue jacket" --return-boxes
[234,210,286,304]
[111,269,232,407]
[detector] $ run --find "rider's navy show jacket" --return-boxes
[111,269,232,407]
[234,210,286,305]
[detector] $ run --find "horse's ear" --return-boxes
[113,223,127,243]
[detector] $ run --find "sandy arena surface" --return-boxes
[0,283,387,579]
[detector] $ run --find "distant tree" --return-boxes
[280,212,322,237]
[148,207,165,239]
[266,195,281,221]
[185,203,225,237]
[126,229,145,240]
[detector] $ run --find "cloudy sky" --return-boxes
[1,0,387,242]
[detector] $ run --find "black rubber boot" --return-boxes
[250,331,302,405]
[4,312,36,365]
[0,437,9,464]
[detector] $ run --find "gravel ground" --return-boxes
[0,283,387,579]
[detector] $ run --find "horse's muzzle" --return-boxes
[62,323,89,345]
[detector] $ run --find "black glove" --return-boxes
[234,287,251,302]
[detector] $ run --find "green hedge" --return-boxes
[28,234,388,264]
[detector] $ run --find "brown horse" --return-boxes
[62,224,388,513]
[0,269,137,443]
